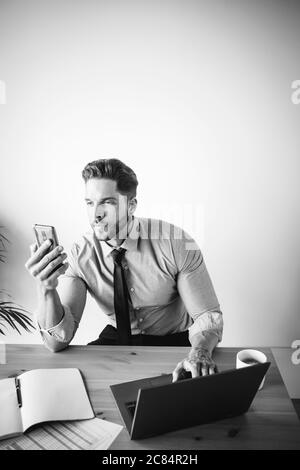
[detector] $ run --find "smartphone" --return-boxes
[33,224,63,272]
[33,224,59,250]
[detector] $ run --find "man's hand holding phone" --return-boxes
[25,238,69,293]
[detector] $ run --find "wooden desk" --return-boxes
[1,345,300,450]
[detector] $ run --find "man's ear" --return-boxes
[128,197,137,216]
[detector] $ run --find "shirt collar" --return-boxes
[98,217,140,258]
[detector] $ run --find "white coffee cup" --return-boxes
[236,349,267,390]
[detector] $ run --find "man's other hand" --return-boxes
[172,348,218,382]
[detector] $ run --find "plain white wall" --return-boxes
[0,0,299,347]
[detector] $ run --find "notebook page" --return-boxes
[0,378,23,439]
[19,368,94,432]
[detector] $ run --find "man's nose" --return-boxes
[93,205,105,221]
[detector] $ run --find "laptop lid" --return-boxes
[111,374,176,434]
[111,362,270,440]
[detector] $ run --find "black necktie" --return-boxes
[111,248,132,345]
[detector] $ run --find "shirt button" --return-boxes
[130,287,135,292]
[138,318,143,323]
[135,307,140,311]
[124,265,128,270]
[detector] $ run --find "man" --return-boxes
[25,159,223,381]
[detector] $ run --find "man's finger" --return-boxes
[183,360,198,378]
[172,361,184,382]
[29,243,38,255]
[201,363,209,376]
[38,254,68,280]
[25,240,52,269]
[45,262,69,284]
[209,364,216,375]
[33,248,66,277]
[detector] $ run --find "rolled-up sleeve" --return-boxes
[38,304,77,343]
[174,234,223,349]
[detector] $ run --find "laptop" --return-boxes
[110,361,270,440]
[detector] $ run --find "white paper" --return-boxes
[0,418,123,450]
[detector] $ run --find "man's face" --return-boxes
[85,178,135,241]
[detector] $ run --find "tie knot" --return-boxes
[111,248,126,265]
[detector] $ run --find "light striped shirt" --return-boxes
[40,217,223,351]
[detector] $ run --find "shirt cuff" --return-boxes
[188,311,223,353]
[38,304,75,343]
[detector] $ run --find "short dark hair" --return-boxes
[82,158,138,198]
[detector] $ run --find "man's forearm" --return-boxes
[189,330,219,356]
[173,310,223,380]
[188,311,223,357]
[36,286,64,330]
[36,287,76,352]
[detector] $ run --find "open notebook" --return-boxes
[0,368,95,440]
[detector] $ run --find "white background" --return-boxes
[0,0,299,347]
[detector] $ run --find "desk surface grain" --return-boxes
[1,344,300,450]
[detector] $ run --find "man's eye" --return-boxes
[86,200,116,206]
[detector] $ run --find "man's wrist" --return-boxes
[188,346,212,362]
[37,284,57,300]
